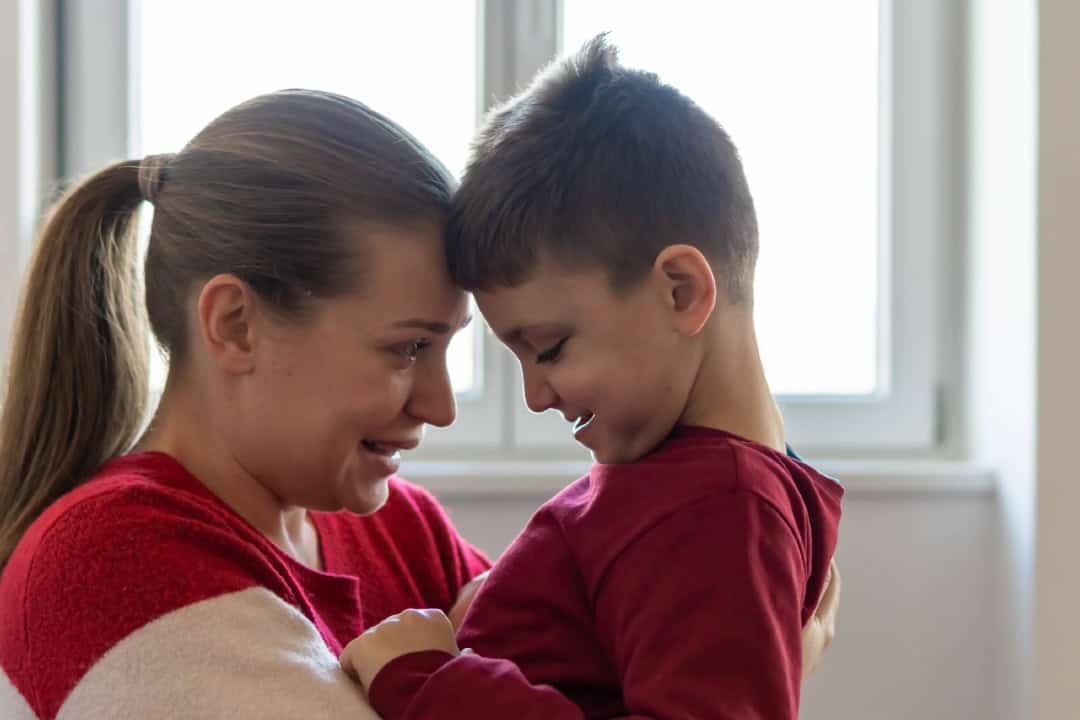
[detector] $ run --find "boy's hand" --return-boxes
[340,609,461,691]
[449,570,489,629]
[802,558,841,678]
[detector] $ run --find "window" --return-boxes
[59,0,958,456]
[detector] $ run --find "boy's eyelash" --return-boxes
[536,338,567,365]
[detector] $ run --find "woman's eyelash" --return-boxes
[536,338,567,365]
[401,339,430,360]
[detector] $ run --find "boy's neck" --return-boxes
[679,308,786,453]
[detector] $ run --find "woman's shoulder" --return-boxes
[0,453,306,717]
[6,452,263,581]
[0,452,299,664]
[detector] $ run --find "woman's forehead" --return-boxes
[342,223,468,325]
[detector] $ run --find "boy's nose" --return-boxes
[523,371,558,414]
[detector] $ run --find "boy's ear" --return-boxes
[196,274,259,375]
[652,245,717,337]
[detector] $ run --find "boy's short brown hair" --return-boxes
[447,34,759,302]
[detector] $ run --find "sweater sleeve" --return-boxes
[51,586,381,720]
[0,485,381,720]
[595,490,807,719]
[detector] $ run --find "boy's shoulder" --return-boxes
[537,425,843,569]
[549,426,833,513]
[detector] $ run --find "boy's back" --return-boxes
[367,426,842,719]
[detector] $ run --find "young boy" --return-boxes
[341,36,844,719]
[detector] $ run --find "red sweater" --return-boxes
[370,426,844,720]
[0,452,489,720]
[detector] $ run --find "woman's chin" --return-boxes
[337,473,391,516]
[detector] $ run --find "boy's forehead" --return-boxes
[476,283,562,337]
[475,266,615,337]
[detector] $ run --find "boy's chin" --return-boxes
[589,441,646,465]
[588,427,673,464]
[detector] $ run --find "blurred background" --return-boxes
[1,1,1078,717]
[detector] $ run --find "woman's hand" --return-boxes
[340,608,461,691]
[802,558,841,679]
[449,570,489,630]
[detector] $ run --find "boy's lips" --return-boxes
[572,412,595,437]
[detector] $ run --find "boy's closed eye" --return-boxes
[536,337,568,365]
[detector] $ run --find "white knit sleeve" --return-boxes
[56,586,380,720]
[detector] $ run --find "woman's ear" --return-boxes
[652,244,717,337]
[196,274,259,375]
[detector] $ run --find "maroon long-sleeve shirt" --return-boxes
[370,426,844,719]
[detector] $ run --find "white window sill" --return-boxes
[401,459,998,499]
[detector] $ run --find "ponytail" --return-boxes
[0,161,149,566]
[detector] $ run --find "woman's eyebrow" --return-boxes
[393,319,451,334]
[393,315,473,334]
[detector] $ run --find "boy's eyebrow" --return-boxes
[393,315,473,334]
[502,323,567,345]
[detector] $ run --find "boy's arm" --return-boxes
[597,490,806,719]
[352,644,590,720]
[348,626,662,720]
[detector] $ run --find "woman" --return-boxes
[0,89,837,719]
[0,90,487,719]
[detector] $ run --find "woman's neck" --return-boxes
[138,379,323,570]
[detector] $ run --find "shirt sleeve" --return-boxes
[595,490,807,719]
[368,651,592,720]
